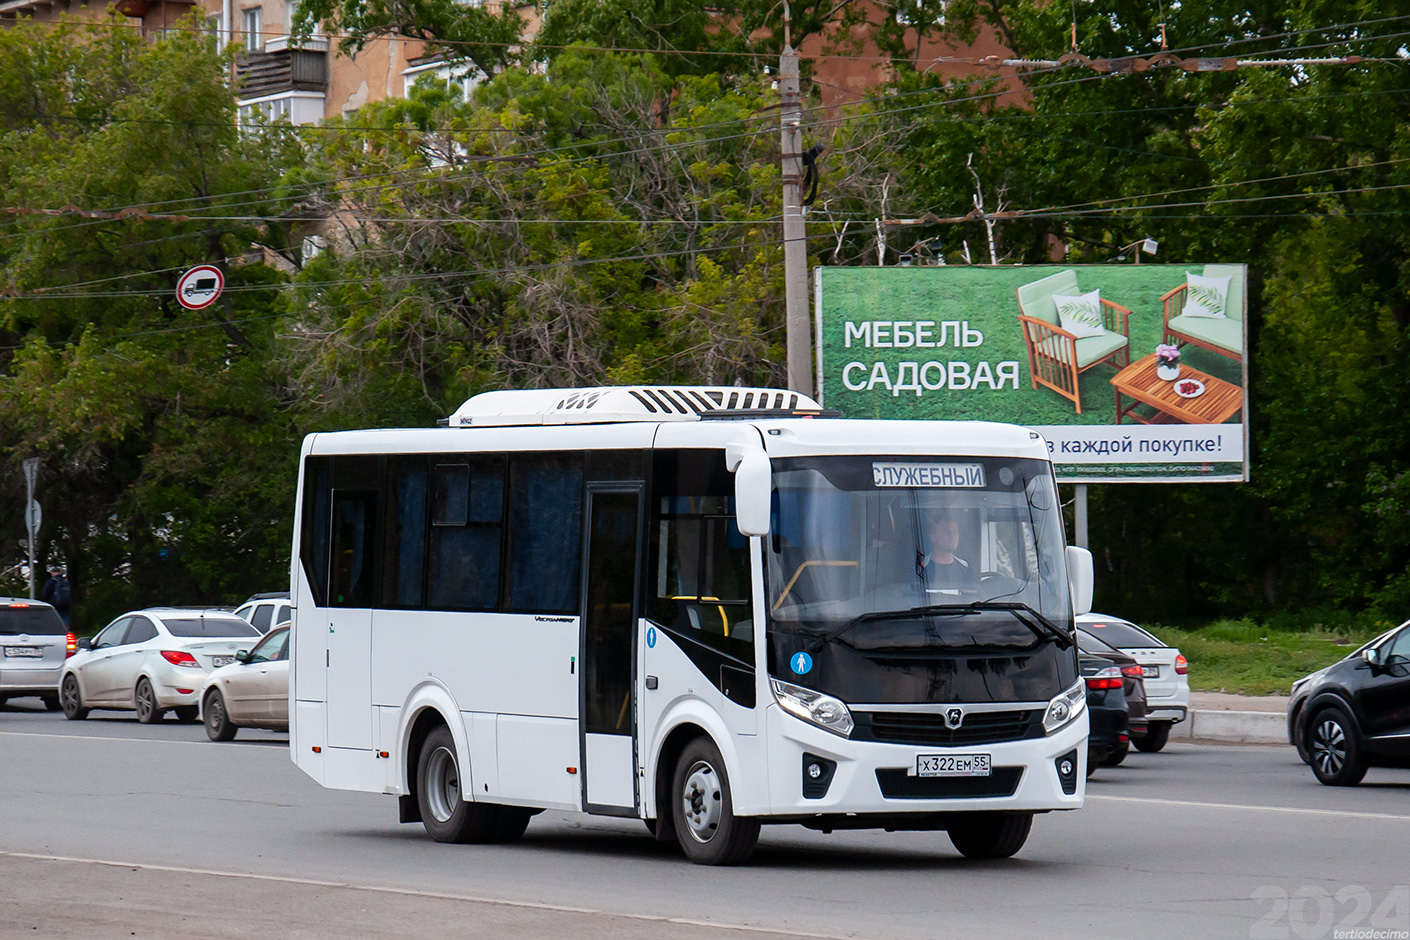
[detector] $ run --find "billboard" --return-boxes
[815,265,1248,483]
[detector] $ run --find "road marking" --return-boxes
[1089,794,1410,822]
[0,730,213,748]
[0,851,866,940]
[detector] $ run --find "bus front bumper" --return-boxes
[763,704,1087,817]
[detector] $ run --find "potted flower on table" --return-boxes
[1155,343,1181,380]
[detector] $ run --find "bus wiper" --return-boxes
[850,602,1073,649]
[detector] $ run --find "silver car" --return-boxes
[0,597,71,710]
[61,609,262,723]
[201,625,290,740]
[1076,612,1190,753]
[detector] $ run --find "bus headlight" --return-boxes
[1043,678,1087,736]
[771,678,854,738]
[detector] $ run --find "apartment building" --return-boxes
[0,0,1016,123]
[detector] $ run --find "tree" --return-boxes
[0,17,305,624]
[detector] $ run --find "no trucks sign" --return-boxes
[175,264,225,310]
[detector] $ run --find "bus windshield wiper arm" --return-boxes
[850,602,1073,649]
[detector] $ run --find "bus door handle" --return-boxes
[645,676,658,690]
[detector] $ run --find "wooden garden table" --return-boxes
[1110,354,1243,425]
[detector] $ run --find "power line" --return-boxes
[7,20,1402,243]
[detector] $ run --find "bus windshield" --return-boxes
[765,455,1076,704]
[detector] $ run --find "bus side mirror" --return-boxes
[1066,546,1094,616]
[727,443,771,537]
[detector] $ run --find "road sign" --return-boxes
[26,500,41,539]
[175,264,225,310]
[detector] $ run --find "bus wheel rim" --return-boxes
[426,746,460,823]
[681,760,722,843]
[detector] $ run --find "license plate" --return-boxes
[4,647,43,658]
[917,753,991,777]
[1141,665,1160,678]
[211,656,236,667]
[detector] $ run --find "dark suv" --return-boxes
[1288,619,1410,786]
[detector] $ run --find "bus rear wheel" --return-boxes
[416,725,500,844]
[671,737,759,866]
[947,812,1033,859]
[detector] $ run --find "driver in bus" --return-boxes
[920,513,975,590]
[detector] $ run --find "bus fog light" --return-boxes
[1044,679,1086,735]
[771,678,854,737]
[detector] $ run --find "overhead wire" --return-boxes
[3,16,1402,256]
[2,18,1407,293]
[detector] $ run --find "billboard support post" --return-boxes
[1074,483,1088,549]
[779,27,812,396]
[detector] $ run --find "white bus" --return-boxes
[289,386,1094,865]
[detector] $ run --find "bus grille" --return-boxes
[875,767,1023,800]
[854,709,1041,747]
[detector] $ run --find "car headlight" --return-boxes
[1044,678,1087,736]
[770,678,854,738]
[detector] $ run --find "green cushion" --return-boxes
[1039,330,1127,368]
[1017,270,1082,325]
[1169,313,1243,355]
[1200,264,1244,322]
[1074,331,1129,368]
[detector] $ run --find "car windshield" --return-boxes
[765,455,1076,704]
[0,604,65,635]
[1081,618,1164,648]
[161,616,260,638]
[247,629,289,663]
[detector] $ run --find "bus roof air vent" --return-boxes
[446,386,831,427]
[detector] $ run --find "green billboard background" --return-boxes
[815,265,1248,482]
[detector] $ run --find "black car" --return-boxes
[1287,619,1410,786]
[1077,630,1149,767]
[1081,653,1131,774]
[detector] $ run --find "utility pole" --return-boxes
[779,5,812,397]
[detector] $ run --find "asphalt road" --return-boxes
[2,700,1408,940]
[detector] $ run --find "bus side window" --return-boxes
[330,490,377,608]
[300,457,332,607]
[504,453,584,614]
[382,458,429,608]
[428,457,504,611]
[646,450,753,648]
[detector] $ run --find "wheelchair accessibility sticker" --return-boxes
[791,652,813,675]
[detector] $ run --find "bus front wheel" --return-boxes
[947,812,1033,859]
[670,737,759,866]
[416,725,499,844]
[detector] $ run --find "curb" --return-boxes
[1170,709,1286,745]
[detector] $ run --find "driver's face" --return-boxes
[930,519,960,553]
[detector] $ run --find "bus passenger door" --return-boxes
[579,485,643,815]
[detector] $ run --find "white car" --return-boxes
[233,592,290,634]
[201,625,290,740]
[1076,612,1190,752]
[60,609,263,723]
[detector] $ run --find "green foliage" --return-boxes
[292,0,524,78]
[1154,616,1390,695]
[0,17,304,628]
[3,1,1409,635]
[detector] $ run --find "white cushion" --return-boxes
[1183,272,1231,319]
[1053,290,1106,338]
